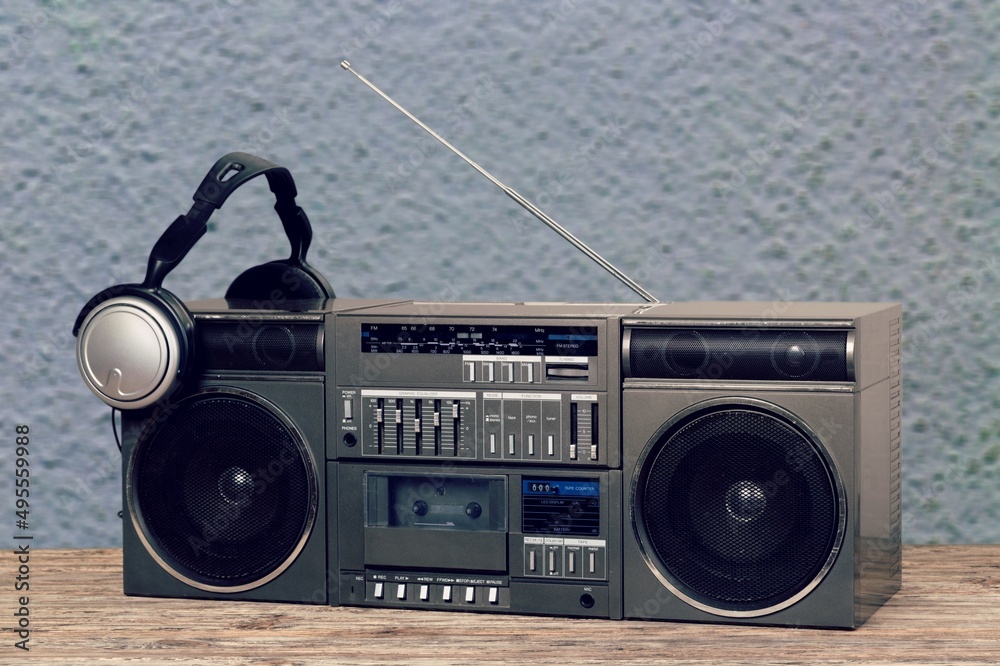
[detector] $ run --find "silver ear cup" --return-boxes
[76,296,186,410]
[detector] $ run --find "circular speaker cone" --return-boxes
[252,325,297,370]
[128,388,317,592]
[770,332,822,379]
[661,330,709,377]
[633,399,844,616]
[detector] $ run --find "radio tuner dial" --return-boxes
[465,502,483,519]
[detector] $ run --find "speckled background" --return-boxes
[1,1,997,547]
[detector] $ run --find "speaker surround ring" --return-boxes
[127,386,318,593]
[630,397,847,618]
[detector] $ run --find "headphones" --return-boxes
[73,152,333,410]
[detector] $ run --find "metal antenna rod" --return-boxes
[340,60,659,303]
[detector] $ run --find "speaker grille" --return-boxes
[635,404,842,614]
[626,328,849,381]
[130,389,316,590]
[196,321,323,372]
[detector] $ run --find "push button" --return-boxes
[374,582,384,599]
[442,585,453,602]
[465,586,476,604]
[518,362,535,383]
[501,362,514,382]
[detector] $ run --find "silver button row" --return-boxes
[464,360,536,383]
[524,543,606,579]
[372,582,501,606]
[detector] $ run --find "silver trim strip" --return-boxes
[623,380,855,393]
[621,327,633,379]
[199,373,324,383]
[194,313,325,322]
[624,319,855,329]
[845,330,856,382]
[316,324,326,371]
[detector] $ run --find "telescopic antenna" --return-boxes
[340,60,659,303]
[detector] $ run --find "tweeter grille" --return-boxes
[633,399,844,616]
[128,388,317,592]
[625,328,850,382]
[195,320,324,372]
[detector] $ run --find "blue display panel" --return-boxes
[522,478,600,536]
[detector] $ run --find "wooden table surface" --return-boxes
[11,545,1000,664]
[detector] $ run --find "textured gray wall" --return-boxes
[0,1,996,547]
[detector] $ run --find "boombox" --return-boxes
[73,66,901,629]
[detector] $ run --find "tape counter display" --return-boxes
[522,478,601,536]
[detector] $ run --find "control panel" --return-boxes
[522,537,607,579]
[350,390,478,458]
[360,322,599,356]
[338,388,605,464]
[333,310,616,468]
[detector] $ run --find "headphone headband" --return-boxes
[73,151,332,410]
[72,152,322,338]
[143,152,313,290]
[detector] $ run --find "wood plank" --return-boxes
[12,545,1000,664]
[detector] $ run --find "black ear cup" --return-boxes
[225,259,333,302]
[75,285,194,410]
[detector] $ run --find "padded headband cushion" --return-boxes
[142,152,330,297]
